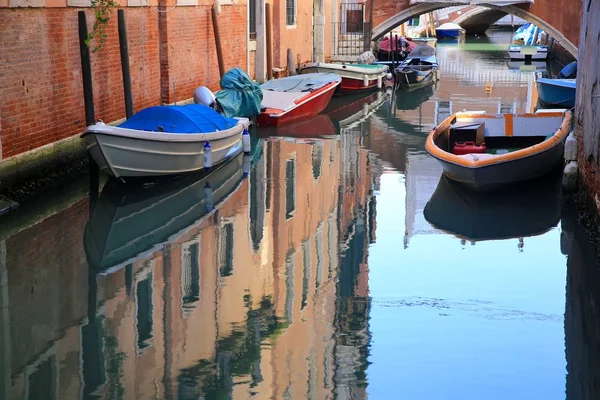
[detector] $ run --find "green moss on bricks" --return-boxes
[0,134,87,192]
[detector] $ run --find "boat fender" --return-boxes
[377,75,382,88]
[203,141,212,169]
[204,182,213,212]
[363,103,369,116]
[385,72,393,81]
[242,154,251,177]
[363,75,369,87]
[194,86,217,108]
[242,129,251,154]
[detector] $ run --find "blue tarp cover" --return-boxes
[215,68,263,118]
[118,104,239,134]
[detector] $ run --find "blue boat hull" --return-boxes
[537,78,576,108]
[435,29,463,39]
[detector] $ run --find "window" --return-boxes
[249,0,257,39]
[219,222,235,277]
[285,159,296,219]
[301,240,311,310]
[286,0,295,26]
[181,239,200,314]
[136,270,154,351]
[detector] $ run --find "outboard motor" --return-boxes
[557,61,577,79]
[193,86,224,114]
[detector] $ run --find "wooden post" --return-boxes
[389,30,394,70]
[287,49,296,76]
[297,53,301,74]
[211,5,225,78]
[429,12,435,37]
[78,11,95,127]
[118,10,133,119]
[266,3,273,80]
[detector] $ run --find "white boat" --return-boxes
[82,104,250,179]
[508,45,548,61]
[300,62,388,94]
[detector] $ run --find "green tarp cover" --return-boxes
[216,68,263,118]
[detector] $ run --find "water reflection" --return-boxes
[423,168,562,243]
[3,132,377,399]
[0,29,588,400]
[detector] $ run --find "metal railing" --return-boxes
[331,21,372,58]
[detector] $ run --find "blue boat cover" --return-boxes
[215,68,263,118]
[118,104,239,134]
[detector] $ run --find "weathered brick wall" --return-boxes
[159,5,248,103]
[0,4,248,160]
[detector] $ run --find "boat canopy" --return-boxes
[261,73,340,93]
[118,104,239,133]
[407,44,436,58]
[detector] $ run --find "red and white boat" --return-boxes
[256,73,341,127]
[300,62,388,94]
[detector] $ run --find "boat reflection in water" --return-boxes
[5,136,376,399]
[85,152,248,274]
[325,89,388,131]
[423,167,562,243]
[255,113,337,139]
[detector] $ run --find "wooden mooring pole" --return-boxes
[212,5,225,78]
[118,9,134,119]
[266,3,273,80]
[78,11,99,213]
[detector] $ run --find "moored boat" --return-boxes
[435,22,465,39]
[300,62,388,94]
[507,60,547,73]
[508,44,548,61]
[425,109,572,191]
[256,73,341,127]
[536,78,576,108]
[84,151,246,274]
[81,104,250,180]
[395,44,439,90]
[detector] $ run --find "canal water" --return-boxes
[1,29,597,399]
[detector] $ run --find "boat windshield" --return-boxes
[408,44,436,58]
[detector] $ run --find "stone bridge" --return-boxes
[369,0,581,57]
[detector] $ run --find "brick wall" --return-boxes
[0,3,248,160]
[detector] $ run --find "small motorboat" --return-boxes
[395,44,439,90]
[256,73,341,127]
[82,104,250,179]
[508,44,548,61]
[435,22,465,39]
[536,78,576,108]
[376,35,416,62]
[423,171,561,242]
[536,61,577,108]
[84,151,246,274]
[300,62,388,94]
[425,109,572,191]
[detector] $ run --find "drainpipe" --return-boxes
[247,0,251,75]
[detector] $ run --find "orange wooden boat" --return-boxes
[425,109,572,191]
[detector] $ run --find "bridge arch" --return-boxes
[454,6,508,33]
[371,3,578,57]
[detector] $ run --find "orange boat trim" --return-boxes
[425,111,572,168]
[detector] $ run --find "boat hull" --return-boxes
[434,140,565,192]
[256,81,338,127]
[300,63,387,94]
[396,68,437,90]
[82,119,249,179]
[435,29,464,39]
[508,46,548,60]
[537,78,576,108]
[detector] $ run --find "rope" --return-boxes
[144,0,178,13]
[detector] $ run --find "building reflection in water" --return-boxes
[1,133,378,399]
